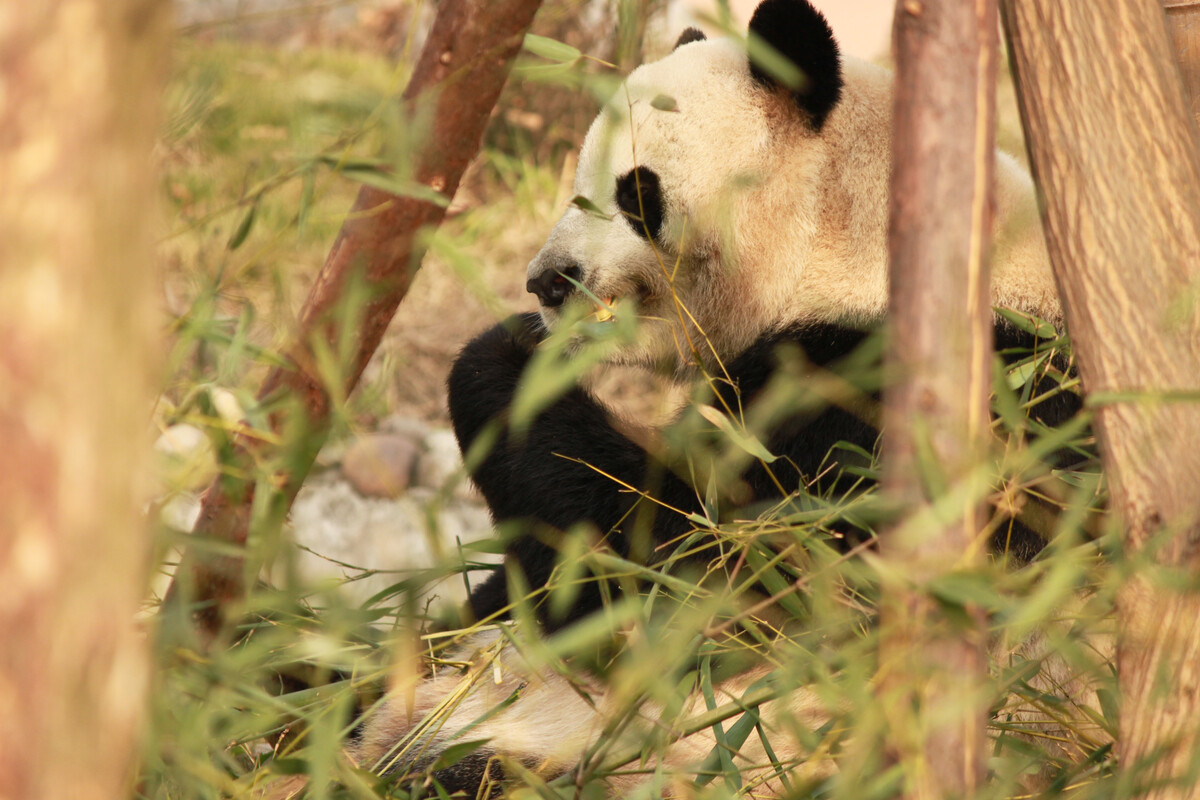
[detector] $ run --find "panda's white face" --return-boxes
[530,39,823,373]
[526,0,1060,376]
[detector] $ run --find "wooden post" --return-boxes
[878,0,996,796]
[0,2,167,797]
[1002,1,1200,797]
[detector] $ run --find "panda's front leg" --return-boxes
[447,313,693,630]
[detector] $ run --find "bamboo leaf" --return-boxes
[339,166,450,207]
[1007,352,1051,391]
[696,654,741,790]
[996,307,1058,339]
[650,94,678,112]
[523,33,581,63]
[697,404,777,463]
[430,739,492,772]
[570,194,610,219]
[226,201,258,251]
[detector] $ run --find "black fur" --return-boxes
[387,748,505,799]
[747,0,843,130]
[449,314,1082,630]
[615,167,664,241]
[674,27,708,50]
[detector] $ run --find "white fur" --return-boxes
[354,629,835,796]
[528,38,1061,374]
[356,625,1112,797]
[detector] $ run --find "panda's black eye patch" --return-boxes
[615,167,664,241]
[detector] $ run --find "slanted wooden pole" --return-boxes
[1002,1,1200,796]
[165,0,545,642]
[877,0,997,796]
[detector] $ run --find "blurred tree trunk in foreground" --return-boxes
[876,0,996,796]
[0,2,167,799]
[1165,0,1200,123]
[166,0,544,643]
[1002,2,1200,797]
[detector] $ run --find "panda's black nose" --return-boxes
[526,264,582,308]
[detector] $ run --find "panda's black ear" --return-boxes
[674,27,707,50]
[747,0,843,130]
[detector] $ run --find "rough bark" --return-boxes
[166,0,544,641]
[877,0,996,796]
[0,2,166,798]
[1001,1,1200,797]
[1165,0,1200,123]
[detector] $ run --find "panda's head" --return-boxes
[526,0,1058,373]
[526,0,888,372]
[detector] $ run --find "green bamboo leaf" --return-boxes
[570,194,609,219]
[696,654,742,791]
[746,32,805,90]
[1006,352,1051,391]
[927,570,1007,614]
[650,93,678,112]
[697,404,777,463]
[431,778,454,800]
[996,307,1058,339]
[523,33,582,63]
[297,168,315,228]
[460,537,508,555]
[430,739,492,772]
[339,166,450,207]
[695,705,760,786]
[269,757,308,775]
[512,61,580,85]
[744,545,807,619]
[226,201,257,251]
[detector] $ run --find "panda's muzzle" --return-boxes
[526,263,582,308]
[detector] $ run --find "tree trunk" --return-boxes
[165,0,545,642]
[0,2,166,798]
[1165,0,1200,123]
[877,0,996,796]
[1001,2,1200,797]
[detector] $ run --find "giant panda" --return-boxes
[349,0,1094,795]
[451,0,1074,632]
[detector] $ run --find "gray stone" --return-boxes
[284,475,497,612]
[341,433,420,498]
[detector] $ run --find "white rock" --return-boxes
[153,423,217,492]
[416,428,480,501]
[209,387,246,426]
[284,475,497,612]
[160,491,202,533]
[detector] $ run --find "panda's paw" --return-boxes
[451,313,545,389]
[448,313,546,450]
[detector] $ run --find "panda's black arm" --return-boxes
[450,317,887,627]
[711,325,880,503]
[448,314,701,628]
